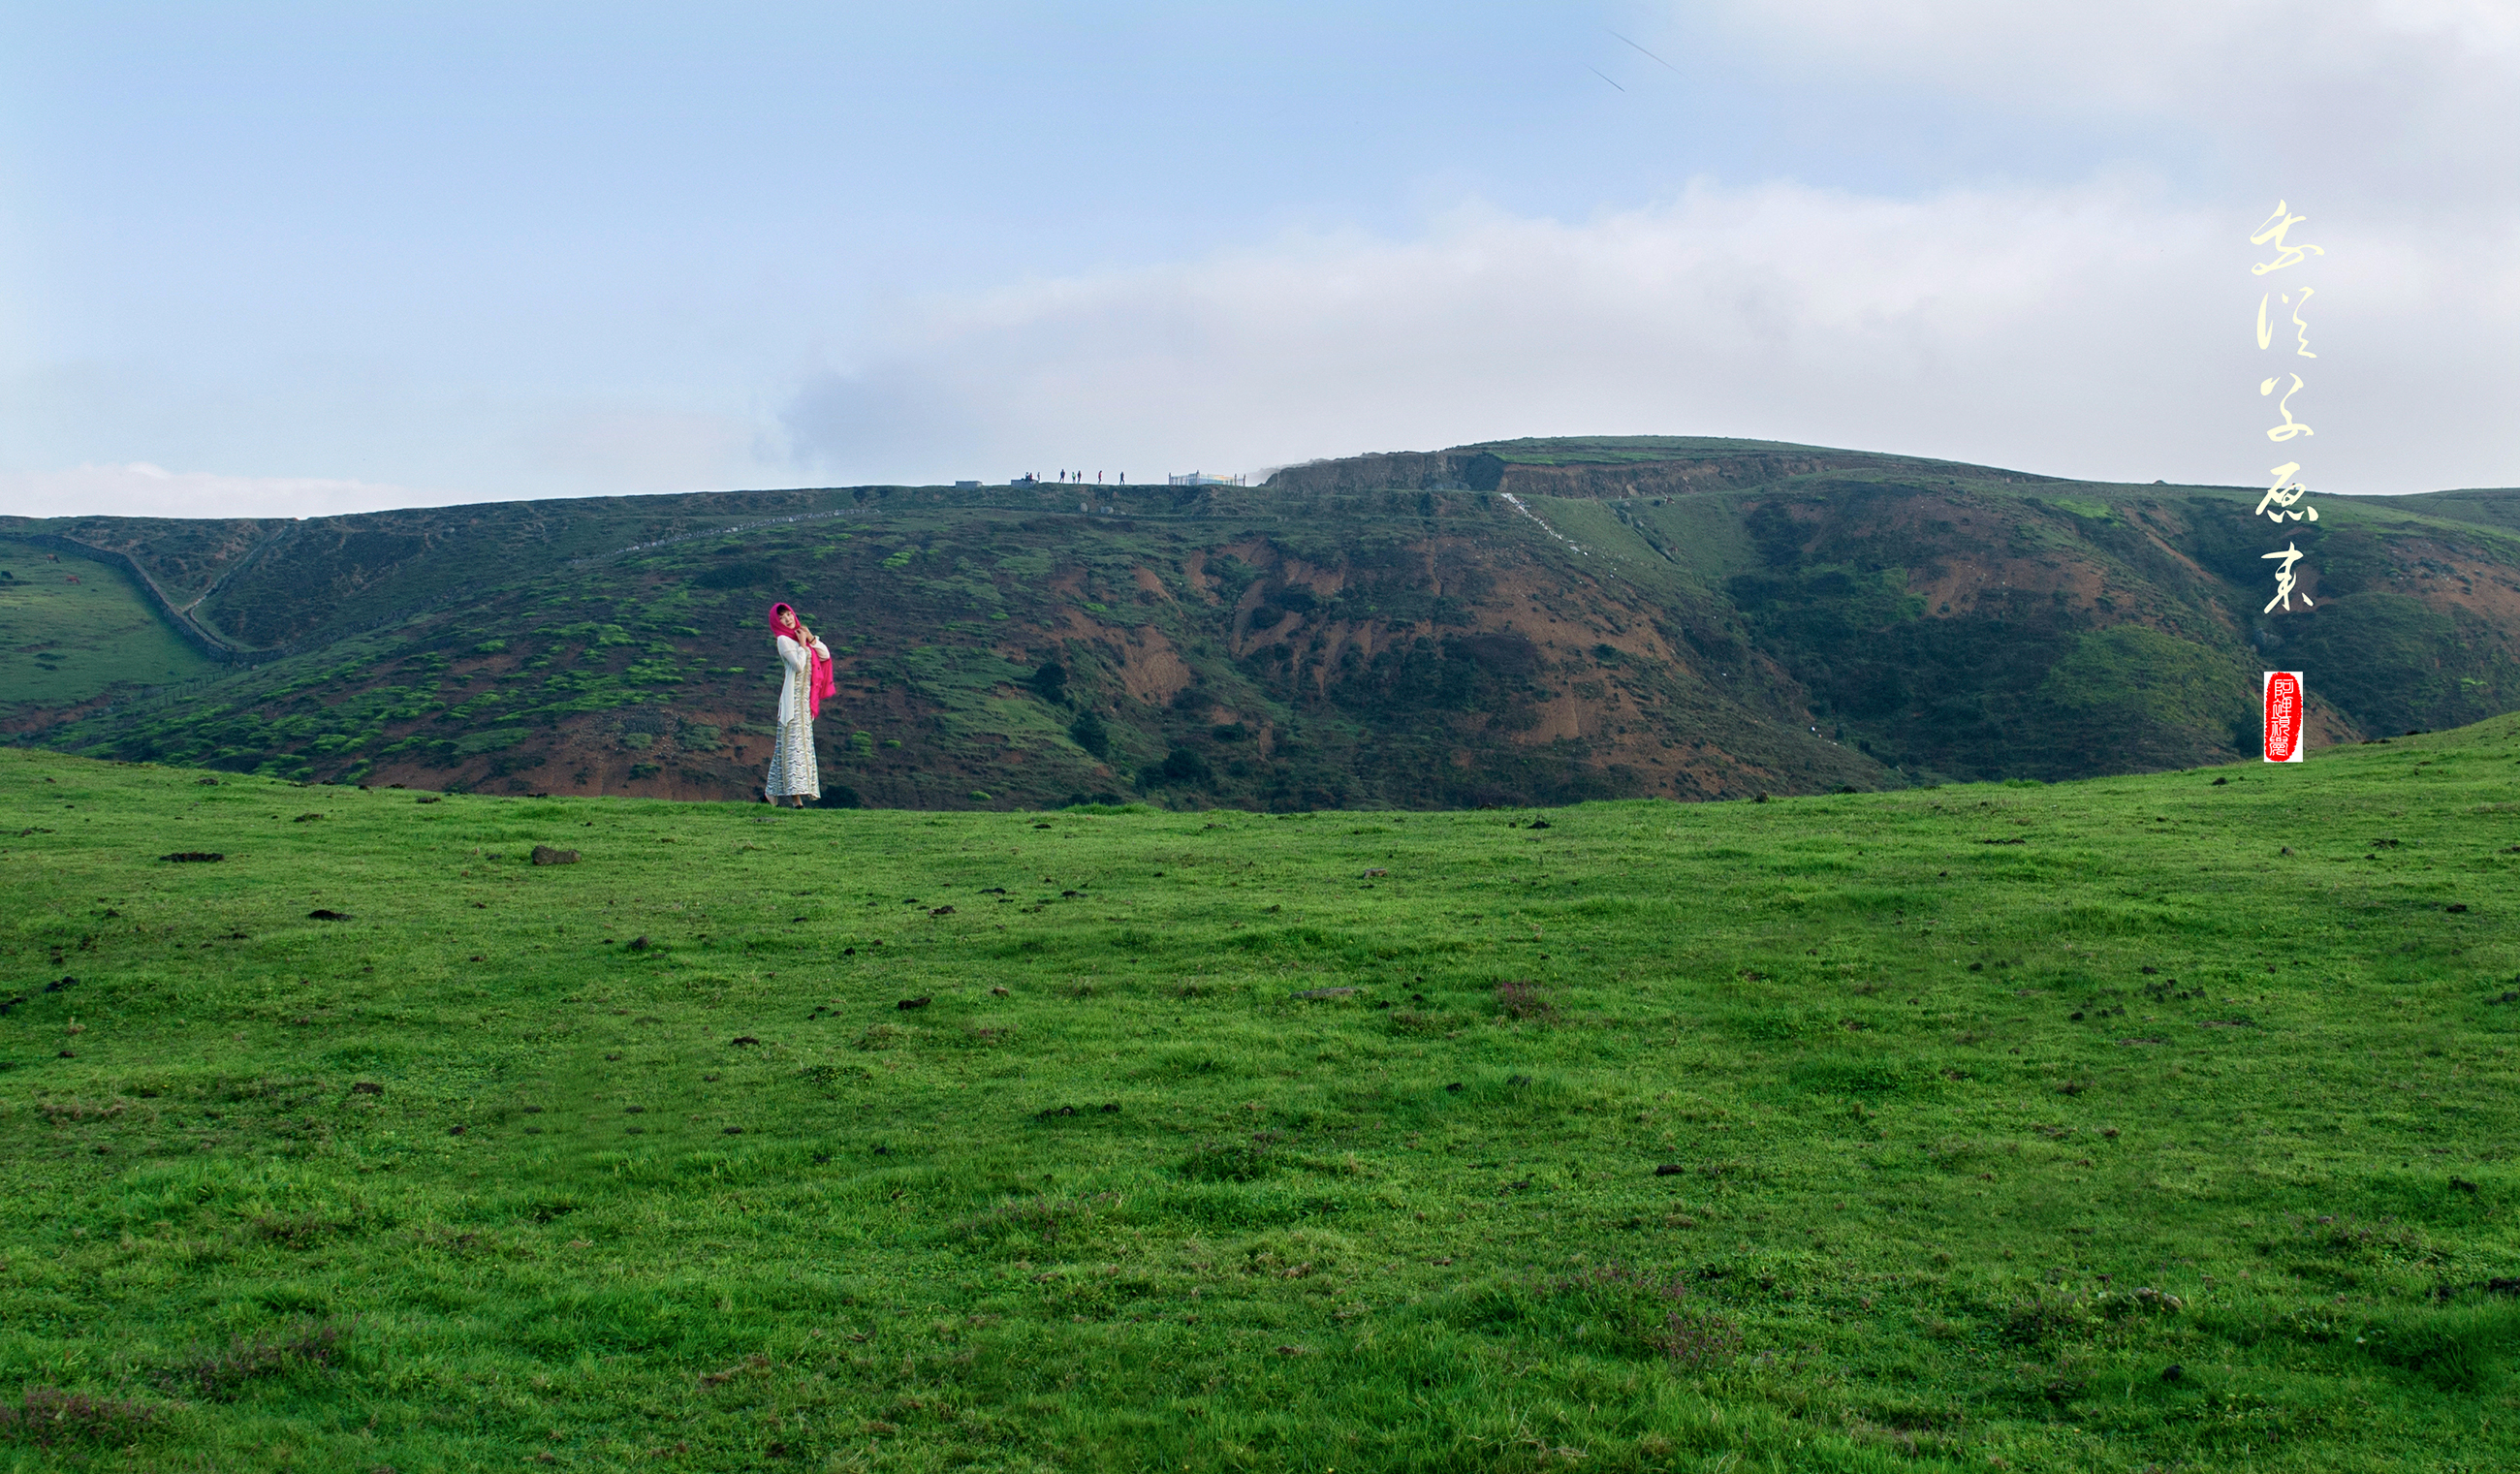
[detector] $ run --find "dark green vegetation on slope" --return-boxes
[5,725,2520,1471]
[9,436,2520,808]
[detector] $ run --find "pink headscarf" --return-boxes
[768,603,835,720]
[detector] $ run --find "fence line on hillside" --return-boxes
[1496,493,1591,557]
[3,532,256,662]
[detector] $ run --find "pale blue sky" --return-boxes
[4,2,2513,515]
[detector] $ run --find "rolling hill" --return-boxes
[7,436,2520,808]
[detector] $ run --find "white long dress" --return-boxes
[765,632,830,800]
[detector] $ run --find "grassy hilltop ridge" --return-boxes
[3,718,2517,1469]
[9,436,2520,810]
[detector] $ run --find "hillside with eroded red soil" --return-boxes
[8,437,2518,807]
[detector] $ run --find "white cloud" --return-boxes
[0,462,453,519]
[1697,0,2520,105]
[787,175,2520,495]
[793,0,2520,501]
[1694,0,2520,211]
[15,4,2512,515]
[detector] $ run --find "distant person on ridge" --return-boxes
[765,602,834,808]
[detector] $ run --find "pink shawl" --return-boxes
[768,603,835,720]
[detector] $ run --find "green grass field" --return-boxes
[0,547,220,714]
[3,724,2517,1471]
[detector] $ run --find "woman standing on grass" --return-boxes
[765,602,834,807]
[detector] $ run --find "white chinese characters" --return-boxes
[2250,202,2323,609]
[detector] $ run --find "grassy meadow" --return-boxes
[3,725,2519,1471]
[0,547,219,715]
